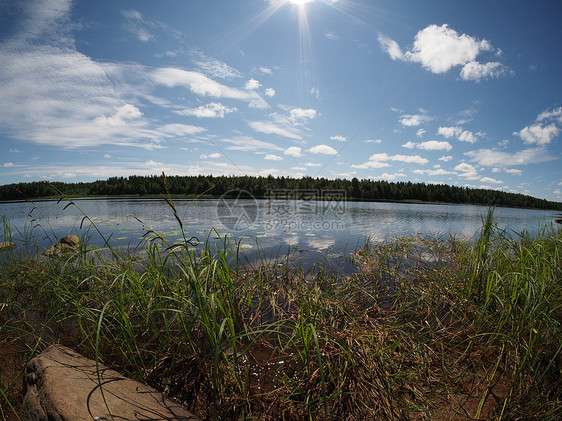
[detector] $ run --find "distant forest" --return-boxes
[1,174,561,211]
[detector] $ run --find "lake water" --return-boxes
[0,197,559,263]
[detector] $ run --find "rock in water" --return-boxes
[42,235,80,256]
[21,344,200,420]
[0,241,17,252]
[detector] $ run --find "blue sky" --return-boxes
[1,0,561,201]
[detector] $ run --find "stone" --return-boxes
[21,344,200,421]
[42,235,80,256]
[0,241,17,252]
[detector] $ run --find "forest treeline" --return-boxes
[1,174,561,210]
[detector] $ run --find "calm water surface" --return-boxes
[0,198,559,261]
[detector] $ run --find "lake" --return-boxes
[0,196,559,264]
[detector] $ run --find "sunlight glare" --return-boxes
[289,0,315,6]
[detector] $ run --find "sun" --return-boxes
[288,0,315,5]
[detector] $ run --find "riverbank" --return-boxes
[1,211,561,420]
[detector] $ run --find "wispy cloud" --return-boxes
[122,9,183,43]
[264,154,283,161]
[193,52,242,79]
[152,68,269,108]
[353,153,428,169]
[402,140,452,151]
[122,10,155,42]
[178,102,237,118]
[330,135,347,142]
[438,126,480,143]
[399,112,432,127]
[221,136,284,152]
[248,121,302,140]
[248,106,317,140]
[466,147,557,167]
[377,34,403,60]
[412,168,456,176]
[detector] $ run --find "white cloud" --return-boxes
[412,168,455,176]
[152,68,268,108]
[466,147,557,167]
[330,135,347,142]
[505,168,522,175]
[284,146,304,157]
[179,102,237,118]
[392,154,429,164]
[438,126,479,143]
[365,138,382,144]
[121,9,182,44]
[200,153,221,159]
[307,144,338,155]
[306,162,321,167]
[259,67,272,74]
[193,53,242,79]
[405,24,493,74]
[416,128,426,138]
[310,87,320,99]
[379,172,406,181]
[95,104,142,127]
[248,121,302,140]
[264,154,283,161]
[221,136,284,152]
[379,24,509,81]
[460,61,509,81]
[121,10,155,42]
[498,139,510,148]
[454,162,479,179]
[291,166,307,171]
[3,163,15,167]
[403,140,452,151]
[537,106,562,123]
[399,113,431,127]
[418,140,452,151]
[247,107,316,141]
[325,32,339,40]
[245,78,261,90]
[158,123,204,137]
[0,40,184,149]
[353,152,428,169]
[265,88,276,97]
[515,123,559,146]
[480,176,503,184]
[290,107,317,120]
[438,155,453,162]
[353,161,390,170]
[377,34,404,60]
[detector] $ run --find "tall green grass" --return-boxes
[1,199,560,420]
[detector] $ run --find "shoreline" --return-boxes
[1,210,561,419]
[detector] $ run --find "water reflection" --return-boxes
[0,198,558,260]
